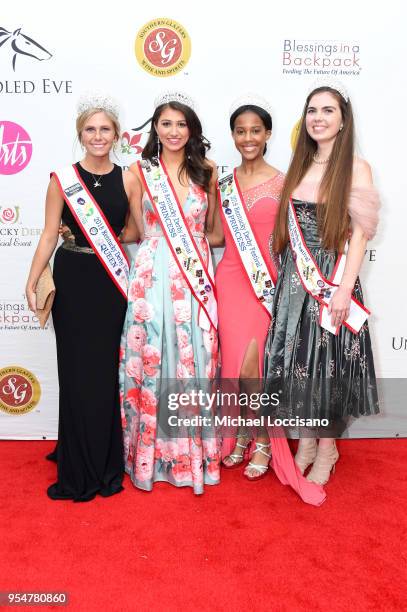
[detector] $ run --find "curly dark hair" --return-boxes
[142,101,213,192]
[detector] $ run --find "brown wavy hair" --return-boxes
[274,87,354,253]
[142,101,213,193]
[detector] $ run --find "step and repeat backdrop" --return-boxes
[1,0,406,438]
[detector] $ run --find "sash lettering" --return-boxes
[52,165,129,299]
[288,198,369,335]
[139,158,217,331]
[218,170,277,318]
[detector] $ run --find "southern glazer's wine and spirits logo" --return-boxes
[0,121,32,174]
[0,366,41,415]
[0,26,52,71]
[135,18,191,77]
[0,26,73,95]
[282,39,361,77]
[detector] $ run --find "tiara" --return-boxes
[154,91,196,111]
[77,91,120,119]
[308,79,349,102]
[229,93,272,118]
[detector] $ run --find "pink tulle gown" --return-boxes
[215,172,326,506]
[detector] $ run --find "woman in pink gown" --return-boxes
[209,95,325,505]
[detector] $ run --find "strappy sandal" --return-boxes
[222,437,251,470]
[306,443,339,485]
[294,438,318,474]
[243,442,271,481]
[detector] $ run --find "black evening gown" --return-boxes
[48,163,128,501]
[264,200,379,437]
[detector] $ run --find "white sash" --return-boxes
[288,198,370,335]
[52,165,129,299]
[218,170,277,318]
[139,158,217,331]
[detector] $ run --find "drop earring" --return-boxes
[339,124,344,131]
[156,135,161,157]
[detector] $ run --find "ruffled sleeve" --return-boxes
[348,186,380,240]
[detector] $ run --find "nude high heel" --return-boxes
[306,443,339,485]
[294,438,317,474]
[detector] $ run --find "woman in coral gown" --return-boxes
[211,95,325,505]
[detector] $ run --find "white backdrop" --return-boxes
[1,0,406,439]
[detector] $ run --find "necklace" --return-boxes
[80,163,113,188]
[313,153,330,165]
[91,173,103,188]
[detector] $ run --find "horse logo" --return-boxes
[0,27,52,71]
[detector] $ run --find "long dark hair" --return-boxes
[230,104,272,155]
[142,101,213,192]
[274,86,354,253]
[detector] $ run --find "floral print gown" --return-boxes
[264,200,379,436]
[119,172,220,494]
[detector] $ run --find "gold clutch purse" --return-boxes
[35,264,56,328]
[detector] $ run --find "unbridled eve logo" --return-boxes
[0,366,41,415]
[135,18,191,77]
[0,122,32,175]
[0,26,52,71]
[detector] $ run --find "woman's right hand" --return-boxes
[26,285,37,313]
[59,224,74,241]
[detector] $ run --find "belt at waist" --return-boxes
[62,241,95,254]
[144,231,205,239]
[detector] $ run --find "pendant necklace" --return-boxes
[91,173,103,188]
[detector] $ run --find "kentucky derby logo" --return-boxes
[135,18,191,77]
[0,206,19,224]
[0,122,32,175]
[0,27,52,71]
[0,366,41,415]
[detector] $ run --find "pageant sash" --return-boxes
[218,170,277,318]
[52,165,130,299]
[138,159,217,331]
[287,198,370,335]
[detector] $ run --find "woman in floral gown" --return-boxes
[119,93,220,494]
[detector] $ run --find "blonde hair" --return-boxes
[76,108,121,144]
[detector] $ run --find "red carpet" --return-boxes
[0,439,406,611]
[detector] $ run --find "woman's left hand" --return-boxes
[328,285,352,327]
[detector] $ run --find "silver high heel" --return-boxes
[222,436,251,470]
[243,442,272,481]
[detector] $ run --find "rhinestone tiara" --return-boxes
[229,93,272,118]
[76,91,120,119]
[308,79,349,103]
[154,91,196,111]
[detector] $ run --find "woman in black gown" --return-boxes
[26,94,141,501]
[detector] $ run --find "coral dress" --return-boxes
[216,173,284,377]
[119,169,220,495]
[216,173,326,506]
